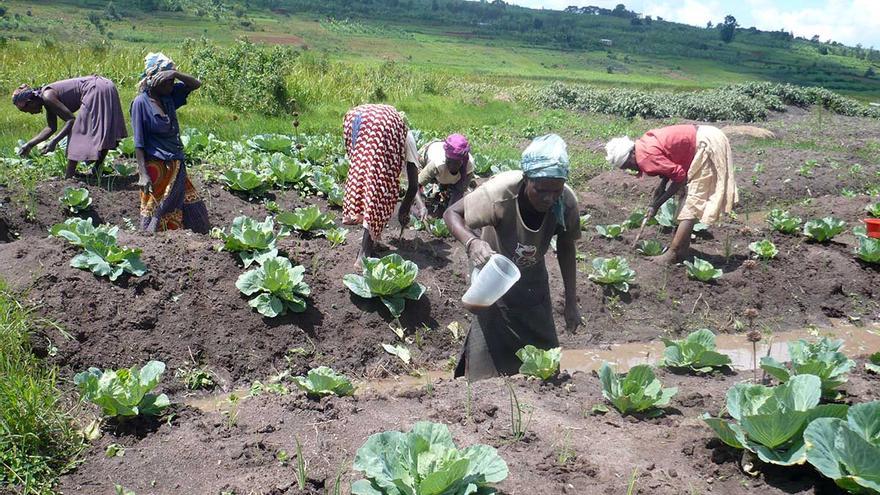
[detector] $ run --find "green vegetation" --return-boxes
[276,205,336,234]
[659,329,733,373]
[856,237,880,264]
[702,375,848,466]
[595,224,624,239]
[343,254,427,318]
[50,217,119,248]
[351,421,508,495]
[51,218,147,281]
[766,209,802,234]
[236,256,311,317]
[516,345,561,380]
[588,256,636,293]
[324,227,348,247]
[292,367,355,398]
[760,338,855,399]
[0,281,82,493]
[803,217,847,243]
[218,215,286,267]
[59,186,92,213]
[74,361,170,418]
[749,239,779,260]
[803,401,880,493]
[222,168,267,196]
[866,202,880,218]
[684,257,722,282]
[635,239,664,257]
[424,218,451,238]
[599,363,677,415]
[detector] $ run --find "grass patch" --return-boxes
[0,280,83,494]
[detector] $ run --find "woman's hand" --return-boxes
[39,141,57,155]
[17,143,33,158]
[137,171,153,194]
[467,238,495,267]
[645,205,657,220]
[151,69,178,87]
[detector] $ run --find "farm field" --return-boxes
[2,103,880,494]
[3,1,880,494]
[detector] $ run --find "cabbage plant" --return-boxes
[292,366,355,398]
[247,133,294,154]
[636,239,664,256]
[599,363,677,415]
[659,328,732,372]
[117,136,136,156]
[113,162,137,177]
[71,231,147,281]
[595,224,624,239]
[74,360,170,418]
[59,186,92,213]
[310,170,343,206]
[867,353,880,374]
[579,214,591,231]
[865,202,880,218]
[267,153,311,187]
[803,217,846,243]
[684,257,722,282]
[351,421,508,495]
[516,345,561,380]
[766,209,802,234]
[236,256,311,317]
[588,256,636,293]
[325,227,348,247]
[804,401,880,493]
[749,239,778,260]
[760,337,855,399]
[222,168,266,194]
[623,210,646,229]
[219,215,287,267]
[50,217,119,248]
[855,236,880,264]
[652,198,678,228]
[343,254,426,318]
[276,205,336,233]
[702,375,849,466]
[425,218,451,238]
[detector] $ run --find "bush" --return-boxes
[183,38,296,116]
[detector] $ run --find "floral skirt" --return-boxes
[140,159,210,233]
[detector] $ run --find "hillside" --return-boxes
[1,0,879,98]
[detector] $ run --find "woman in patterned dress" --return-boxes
[12,76,127,179]
[342,104,420,263]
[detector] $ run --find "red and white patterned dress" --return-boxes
[342,104,409,240]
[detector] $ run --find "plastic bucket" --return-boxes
[461,254,521,309]
[866,218,880,239]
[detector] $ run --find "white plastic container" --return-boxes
[461,254,521,309]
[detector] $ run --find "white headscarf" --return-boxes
[605,137,636,168]
[137,52,176,93]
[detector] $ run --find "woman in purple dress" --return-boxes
[12,75,128,179]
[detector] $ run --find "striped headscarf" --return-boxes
[12,84,38,105]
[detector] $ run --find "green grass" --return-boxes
[0,280,83,494]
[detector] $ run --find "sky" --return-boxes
[506,0,880,48]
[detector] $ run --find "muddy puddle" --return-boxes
[562,322,879,373]
[183,321,878,412]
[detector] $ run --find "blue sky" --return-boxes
[507,0,880,48]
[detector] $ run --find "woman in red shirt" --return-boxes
[605,124,738,263]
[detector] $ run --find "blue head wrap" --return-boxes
[521,134,570,229]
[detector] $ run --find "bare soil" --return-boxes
[0,108,878,494]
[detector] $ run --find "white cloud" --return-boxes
[747,0,880,47]
[642,0,721,26]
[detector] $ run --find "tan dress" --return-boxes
[677,126,739,224]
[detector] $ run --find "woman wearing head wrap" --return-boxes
[444,134,582,381]
[605,125,738,264]
[342,104,420,263]
[130,52,210,233]
[412,133,475,219]
[12,75,127,179]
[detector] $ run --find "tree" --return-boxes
[866,67,876,78]
[810,34,820,43]
[719,14,737,43]
[431,0,438,11]
[612,4,627,17]
[706,21,712,29]
[532,16,543,29]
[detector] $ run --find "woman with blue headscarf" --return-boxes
[130,53,210,233]
[444,134,582,380]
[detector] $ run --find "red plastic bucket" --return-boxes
[866,218,880,239]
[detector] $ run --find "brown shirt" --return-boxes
[464,171,580,294]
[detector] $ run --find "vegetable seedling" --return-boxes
[344,254,426,318]
[292,366,355,398]
[516,345,561,380]
[803,217,846,243]
[766,209,802,234]
[760,337,855,399]
[636,239,664,257]
[59,186,92,213]
[276,205,335,233]
[599,363,677,415]
[74,360,170,418]
[804,401,880,494]
[236,256,311,318]
[749,239,778,260]
[684,257,722,282]
[659,329,732,372]
[588,256,636,293]
[595,224,624,239]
